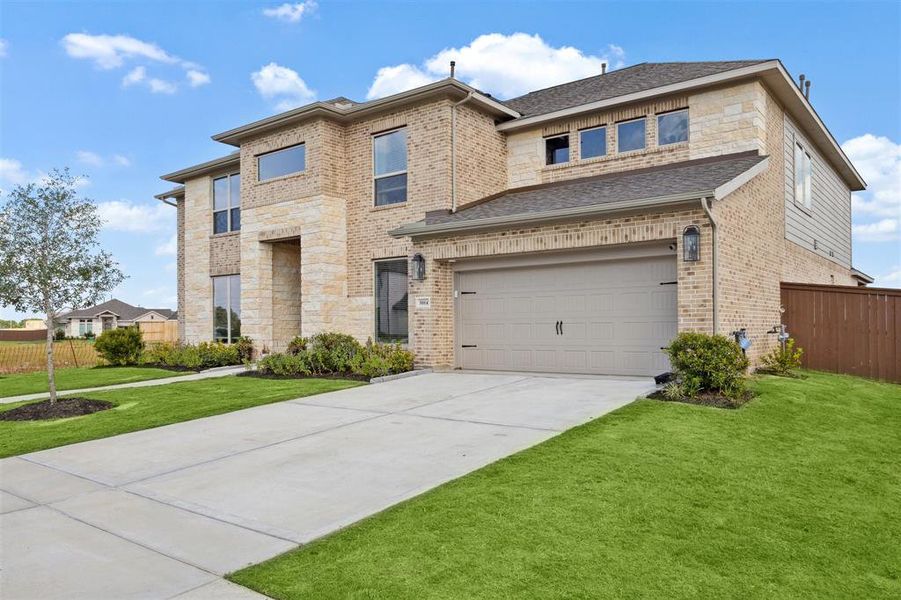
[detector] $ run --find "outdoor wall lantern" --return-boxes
[683,226,700,262]
[411,253,426,280]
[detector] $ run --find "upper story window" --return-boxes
[617,117,646,153]
[657,109,689,146]
[213,173,240,234]
[373,128,408,206]
[545,134,570,165]
[794,143,813,209]
[579,126,607,160]
[258,144,305,182]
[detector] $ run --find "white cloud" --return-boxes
[62,33,210,94]
[0,158,29,185]
[252,62,316,110]
[186,69,211,87]
[852,218,899,243]
[154,234,177,256]
[0,39,8,58]
[263,1,317,23]
[366,33,624,100]
[76,150,104,167]
[843,134,901,219]
[96,200,173,233]
[874,266,901,288]
[113,154,131,167]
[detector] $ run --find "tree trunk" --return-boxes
[45,314,57,404]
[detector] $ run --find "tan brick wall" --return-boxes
[176,198,186,341]
[209,232,240,276]
[782,239,855,285]
[182,176,213,343]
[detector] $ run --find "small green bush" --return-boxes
[665,332,749,399]
[350,339,415,378]
[94,327,145,366]
[286,336,309,355]
[306,332,362,374]
[257,333,414,379]
[143,341,242,370]
[760,338,803,376]
[234,336,255,362]
[258,352,312,376]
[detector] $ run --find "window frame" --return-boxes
[212,172,241,234]
[544,133,570,165]
[373,258,409,343]
[578,125,607,160]
[257,143,306,182]
[656,109,689,146]
[212,274,241,344]
[372,127,408,207]
[794,142,813,210]
[616,117,647,153]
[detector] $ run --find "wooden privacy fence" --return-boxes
[0,340,101,374]
[139,320,179,344]
[0,328,46,342]
[781,283,900,383]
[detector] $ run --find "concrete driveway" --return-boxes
[0,372,652,600]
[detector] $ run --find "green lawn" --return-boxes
[0,366,185,398]
[0,376,362,457]
[231,371,901,599]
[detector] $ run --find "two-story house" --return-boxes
[156,59,866,377]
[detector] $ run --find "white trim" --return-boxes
[713,156,770,199]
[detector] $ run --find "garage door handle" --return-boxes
[462,344,477,348]
[560,320,564,335]
[555,321,561,335]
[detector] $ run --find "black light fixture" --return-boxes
[682,226,700,262]
[411,253,426,280]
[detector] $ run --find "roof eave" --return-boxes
[390,192,708,239]
[160,154,240,184]
[212,79,520,146]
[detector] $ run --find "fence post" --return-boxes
[69,338,79,368]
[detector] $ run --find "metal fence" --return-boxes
[0,340,102,374]
[781,282,900,383]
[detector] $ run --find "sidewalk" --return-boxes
[1,365,246,405]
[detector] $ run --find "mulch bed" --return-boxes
[0,397,114,421]
[237,371,371,382]
[647,389,756,409]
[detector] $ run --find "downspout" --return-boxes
[700,196,718,335]
[450,92,474,212]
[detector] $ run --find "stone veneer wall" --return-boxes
[182,176,214,343]
[176,198,186,341]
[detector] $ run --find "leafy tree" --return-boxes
[0,169,125,403]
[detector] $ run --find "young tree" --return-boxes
[0,169,125,403]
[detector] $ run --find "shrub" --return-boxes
[350,339,415,378]
[760,338,803,376]
[306,332,363,374]
[256,334,414,379]
[258,352,312,377]
[143,341,242,370]
[94,327,145,366]
[54,329,66,341]
[661,381,686,402]
[665,332,749,399]
[234,336,255,362]
[286,336,309,355]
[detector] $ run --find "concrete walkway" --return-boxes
[1,371,654,599]
[1,365,246,404]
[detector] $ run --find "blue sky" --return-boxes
[1,0,899,320]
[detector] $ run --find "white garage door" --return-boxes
[456,253,678,376]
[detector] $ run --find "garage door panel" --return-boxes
[457,253,677,376]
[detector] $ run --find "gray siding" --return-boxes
[783,115,852,267]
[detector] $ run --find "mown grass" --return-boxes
[0,376,363,457]
[231,371,901,599]
[0,366,183,398]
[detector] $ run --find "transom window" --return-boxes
[374,259,408,342]
[794,143,813,209]
[213,274,241,343]
[213,173,240,234]
[545,134,570,165]
[579,126,607,159]
[373,128,408,206]
[657,109,689,146]
[258,144,305,182]
[617,118,647,153]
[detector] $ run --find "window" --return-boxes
[545,135,570,165]
[579,126,607,159]
[375,259,408,342]
[213,173,240,234]
[258,144,305,181]
[617,118,646,153]
[213,274,241,343]
[794,143,813,209]
[78,319,93,336]
[373,128,408,206]
[657,109,689,145]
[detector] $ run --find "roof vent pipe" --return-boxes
[602,62,607,75]
[804,79,811,99]
[450,61,456,78]
[798,73,805,90]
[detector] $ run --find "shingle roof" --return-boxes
[422,152,767,227]
[60,299,176,321]
[503,61,771,117]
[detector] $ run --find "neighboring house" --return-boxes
[23,319,45,330]
[156,59,867,376]
[57,299,177,338]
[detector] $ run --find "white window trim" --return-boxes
[212,172,240,234]
[578,125,607,160]
[256,143,306,182]
[616,117,647,154]
[544,133,571,165]
[212,274,240,344]
[372,128,408,206]
[656,109,689,146]
[373,257,409,343]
